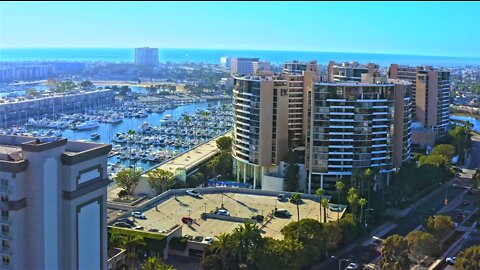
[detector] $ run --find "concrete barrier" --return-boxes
[201,213,257,224]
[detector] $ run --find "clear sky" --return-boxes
[1,1,479,57]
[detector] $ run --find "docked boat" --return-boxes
[90,133,100,140]
[76,120,100,130]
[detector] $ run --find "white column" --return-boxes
[243,163,247,184]
[308,172,312,194]
[320,174,324,189]
[253,166,257,189]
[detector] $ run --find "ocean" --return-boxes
[1,48,480,67]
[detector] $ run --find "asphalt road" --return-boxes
[317,185,469,270]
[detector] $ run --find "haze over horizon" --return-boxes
[1,1,479,58]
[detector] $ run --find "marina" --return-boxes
[0,99,232,176]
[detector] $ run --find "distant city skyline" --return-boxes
[1,1,479,57]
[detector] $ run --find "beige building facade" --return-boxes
[0,135,110,269]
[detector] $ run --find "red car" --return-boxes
[182,217,193,224]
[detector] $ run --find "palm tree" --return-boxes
[125,235,146,269]
[292,193,302,222]
[347,187,359,220]
[213,233,232,269]
[142,256,175,270]
[315,188,325,222]
[335,181,345,221]
[321,198,329,223]
[472,170,480,206]
[351,168,364,191]
[127,129,136,168]
[358,198,367,226]
[233,222,262,268]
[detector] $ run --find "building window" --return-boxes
[1,240,8,251]
[0,179,7,191]
[2,255,9,266]
[0,195,7,203]
[1,211,8,221]
[1,225,9,236]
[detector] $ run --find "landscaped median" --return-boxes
[108,226,168,254]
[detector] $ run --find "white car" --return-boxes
[186,189,201,197]
[445,257,456,265]
[132,211,146,219]
[216,209,230,216]
[345,263,358,270]
[202,236,214,244]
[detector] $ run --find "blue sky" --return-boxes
[1,1,479,57]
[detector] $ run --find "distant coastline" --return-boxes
[1,48,480,66]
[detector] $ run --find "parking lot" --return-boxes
[129,192,342,239]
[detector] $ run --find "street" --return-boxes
[316,174,473,270]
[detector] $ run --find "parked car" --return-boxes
[345,262,359,270]
[113,222,132,228]
[251,215,264,222]
[445,256,456,265]
[274,209,291,218]
[186,189,201,197]
[117,218,135,226]
[181,217,193,224]
[202,236,214,245]
[216,209,230,216]
[277,194,286,201]
[463,200,471,206]
[148,228,159,232]
[134,226,145,230]
[132,211,146,219]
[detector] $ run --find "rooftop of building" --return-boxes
[0,135,111,168]
[329,61,378,68]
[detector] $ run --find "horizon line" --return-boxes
[0,47,479,60]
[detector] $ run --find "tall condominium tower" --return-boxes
[230,58,270,75]
[232,74,290,188]
[389,64,450,139]
[0,135,111,269]
[282,60,318,147]
[327,61,380,82]
[134,47,159,66]
[305,76,412,193]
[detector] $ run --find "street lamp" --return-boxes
[331,256,349,270]
[439,183,448,205]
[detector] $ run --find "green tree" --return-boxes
[347,187,359,220]
[448,126,472,164]
[315,188,325,222]
[232,222,263,268]
[25,88,39,97]
[125,236,146,268]
[257,238,304,270]
[114,168,142,195]
[358,198,367,226]
[379,234,411,270]
[321,198,329,223]
[432,144,455,167]
[292,193,302,221]
[473,170,480,206]
[323,222,343,253]
[335,181,345,221]
[146,168,176,195]
[405,231,438,267]
[80,80,94,90]
[425,215,455,241]
[455,245,480,270]
[284,150,300,192]
[280,218,325,268]
[142,257,176,270]
[216,136,232,152]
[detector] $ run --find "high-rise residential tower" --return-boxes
[305,76,412,193]
[0,135,111,269]
[232,74,290,188]
[389,64,450,140]
[230,58,271,75]
[134,47,159,66]
[327,61,380,82]
[282,60,318,147]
